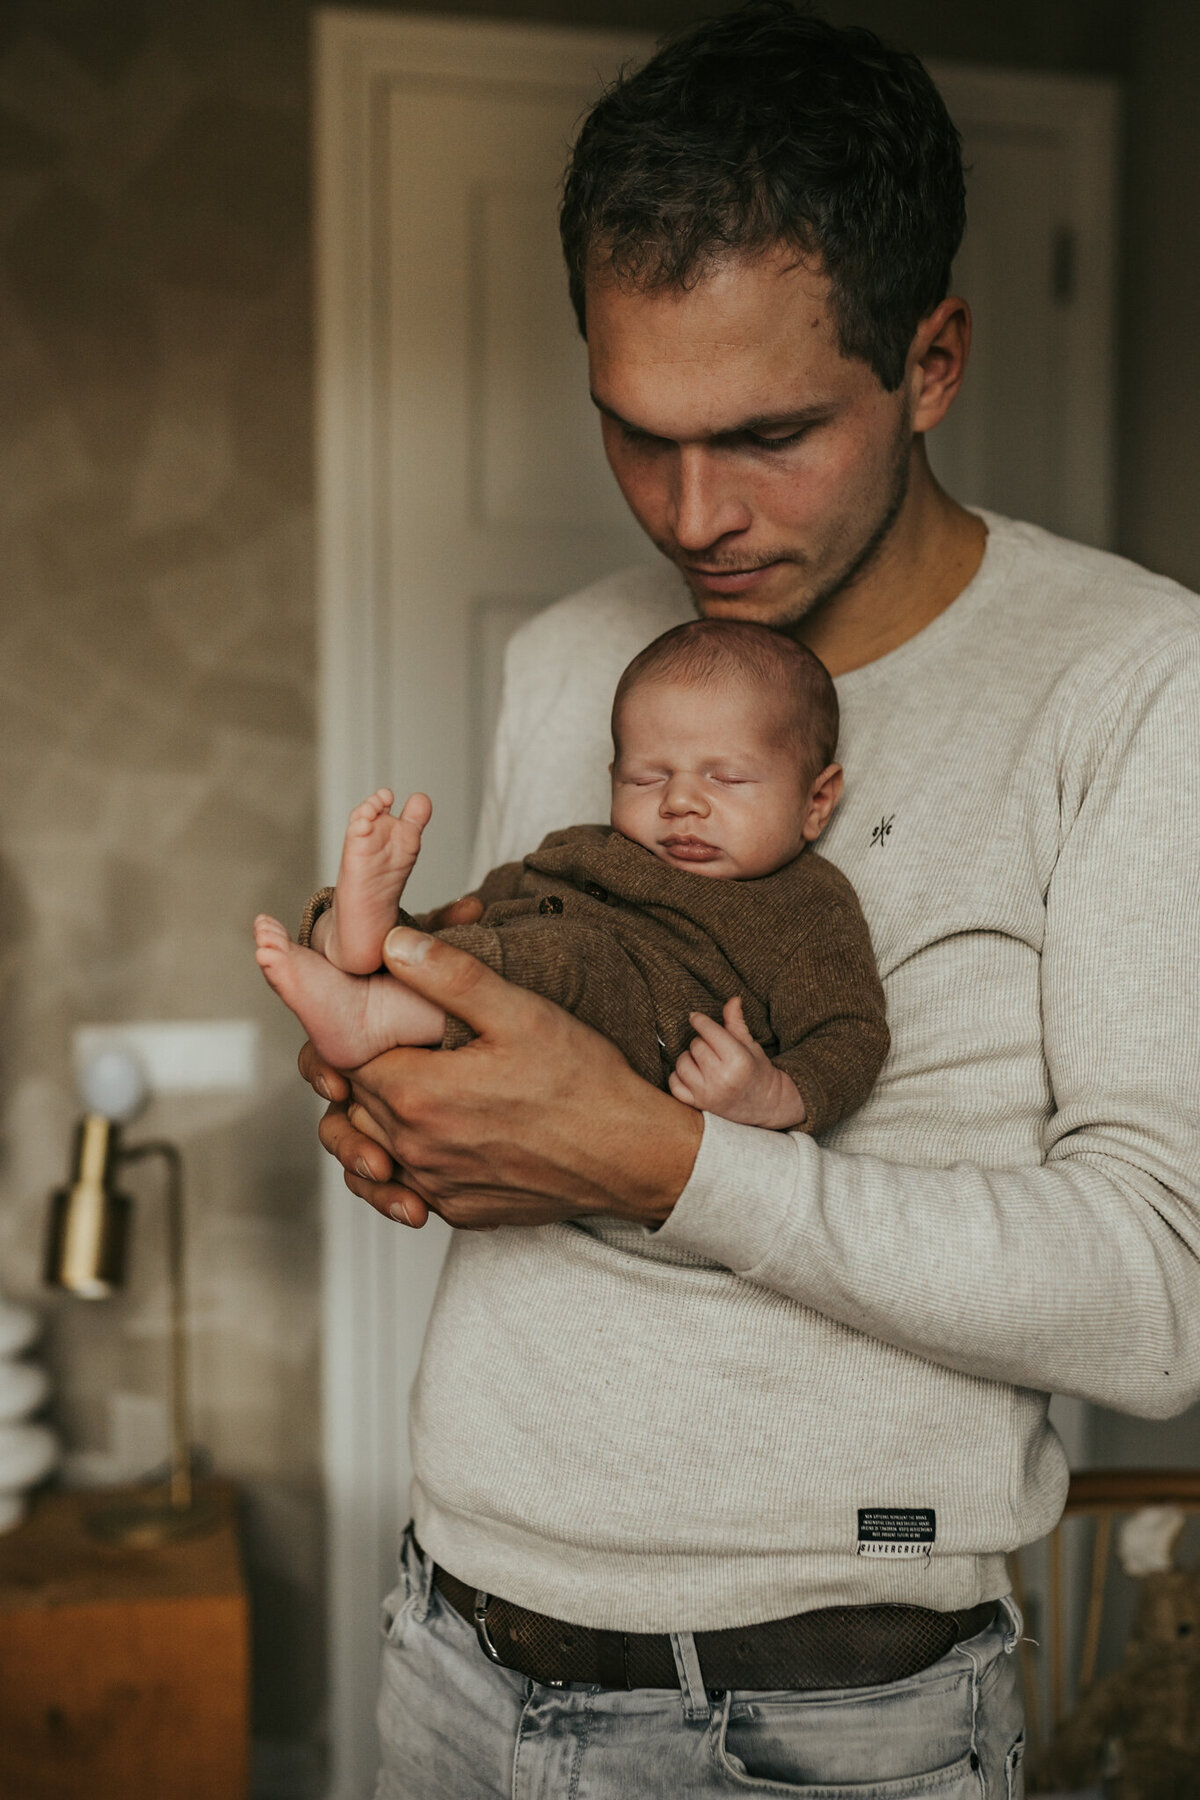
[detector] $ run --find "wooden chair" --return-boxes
[1010,1468,1200,1764]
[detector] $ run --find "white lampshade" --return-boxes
[77,1047,149,1123]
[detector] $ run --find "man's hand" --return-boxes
[299,922,704,1231]
[669,998,807,1130]
[302,890,482,1228]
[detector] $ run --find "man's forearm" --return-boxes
[656,1114,1200,1417]
[582,1082,702,1226]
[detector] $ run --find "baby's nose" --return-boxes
[661,776,706,815]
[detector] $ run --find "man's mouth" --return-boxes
[659,835,723,862]
[682,561,783,596]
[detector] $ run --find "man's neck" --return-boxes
[798,452,987,678]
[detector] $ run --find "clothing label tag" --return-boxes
[856,1508,936,1558]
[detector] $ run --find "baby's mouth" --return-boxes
[659,835,723,863]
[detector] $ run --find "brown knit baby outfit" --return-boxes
[302,825,888,1135]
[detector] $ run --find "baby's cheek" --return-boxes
[609,794,656,855]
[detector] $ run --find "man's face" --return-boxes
[587,247,914,631]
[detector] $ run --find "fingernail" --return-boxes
[314,1076,331,1100]
[356,1157,372,1178]
[385,926,430,964]
[388,1201,408,1224]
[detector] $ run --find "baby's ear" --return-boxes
[804,762,844,840]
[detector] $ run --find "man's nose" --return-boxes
[671,447,751,551]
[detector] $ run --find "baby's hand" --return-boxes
[669,998,807,1130]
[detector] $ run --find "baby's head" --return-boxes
[610,620,841,879]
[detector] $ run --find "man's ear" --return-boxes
[908,295,971,435]
[803,763,844,841]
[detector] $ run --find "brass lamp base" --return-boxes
[85,1489,224,1546]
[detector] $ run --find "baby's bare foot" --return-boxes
[254,913,445,1066]
[327,789,432,973]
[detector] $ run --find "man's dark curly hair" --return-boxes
[559,3,965,392]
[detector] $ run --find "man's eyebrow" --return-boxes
[589,393,833,439]
[590,393,645,430]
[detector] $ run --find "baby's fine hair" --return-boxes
[612,619,839,771]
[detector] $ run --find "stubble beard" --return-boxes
[681,430,913,636]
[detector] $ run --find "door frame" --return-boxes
[314,14,1117,1791]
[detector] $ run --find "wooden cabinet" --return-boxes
[0,1482,248,1799]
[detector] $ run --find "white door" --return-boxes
[926,63,1117,548]
[316,17,653,1795]
[315,17,1116,1792]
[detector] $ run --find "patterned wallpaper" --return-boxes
[0,2,322,1778]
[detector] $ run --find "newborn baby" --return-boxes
[255,619,888,1134]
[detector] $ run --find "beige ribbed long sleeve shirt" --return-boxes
[408,513,1200,1632]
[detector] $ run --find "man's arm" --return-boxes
[655,638,1200,1417]
[308,640,1200,1417]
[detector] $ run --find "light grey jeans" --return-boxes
[375,1529,1026,1799]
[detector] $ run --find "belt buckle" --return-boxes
[473,1591,503,1664]
[474,1588,567,1687]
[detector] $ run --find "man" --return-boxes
[305,6,1200,1792]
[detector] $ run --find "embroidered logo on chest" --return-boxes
[870,814,895,848]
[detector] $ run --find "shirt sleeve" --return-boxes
[656,640,1200,1420]
[297,887,335,947]
[768,895,890,1137]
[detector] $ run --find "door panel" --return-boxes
[926,65,1116,548]
[381,76,649,913]
[474,181,631,530]
[928,127,1071,523]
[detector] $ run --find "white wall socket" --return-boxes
[73,1021,260,1098]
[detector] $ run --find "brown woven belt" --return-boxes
[433,1564,997,1693]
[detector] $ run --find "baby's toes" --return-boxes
[253,913,291,954]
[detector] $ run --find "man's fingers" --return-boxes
[346,1100,393,1153]
[722,996,756,1046]
[318,1102,396,1184]
[343,1165,430,1228]
[298,1039,350,1103]
[382,926,542,1038]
